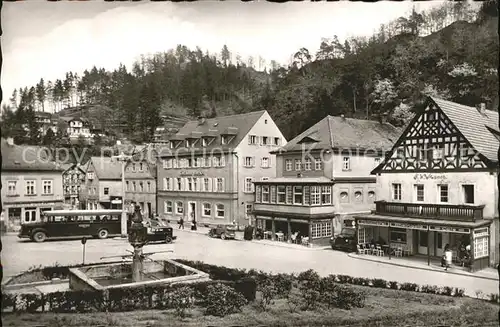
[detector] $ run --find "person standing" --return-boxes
[178,217,184,229]
[444,244,452,271]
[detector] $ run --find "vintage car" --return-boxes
[143,218,177,244]
[329,228,357,252]
[208,224,236,240]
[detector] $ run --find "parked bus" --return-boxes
[18,209,123,243]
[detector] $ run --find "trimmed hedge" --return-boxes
[3,259,471,314]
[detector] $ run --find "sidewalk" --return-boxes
[348,252,499,281]
[174,226,330,251]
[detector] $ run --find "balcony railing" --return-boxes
[374,201,484,222]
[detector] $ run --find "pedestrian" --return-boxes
[444,244,452,271]
[178,217,184,229]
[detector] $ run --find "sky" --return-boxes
[2,0,447,110]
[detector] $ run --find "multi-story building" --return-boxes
[253,115,402,246]
[1,138,64,231]
[124,145,160,218]
[157,111,286,228]
[80,157,123,210]
[34,111,58,135]
[61,163,86,207]
[355,97,498,271]
[59,117,92,139]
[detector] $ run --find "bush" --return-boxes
[272,273,294,298]
[388,281,399,290]
[170,286,194,318]
[204,283,247,317]
[400,282,419,292]
[421,285,438,294]
[334,285,366,309]
[371,278,388,288]
[256,277,277,311]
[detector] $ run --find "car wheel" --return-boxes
[221,233,226,240]
[97,229,109,239]
[208,232,214,238]
[33,231,47,243]
[165,236,172,243]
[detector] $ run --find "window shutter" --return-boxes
[221,178,225,192]
[221,156,226,167]
[252,178,255,192]
[213,177,218,192]
[208,178,212,192]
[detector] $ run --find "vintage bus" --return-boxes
[18,209,123,242]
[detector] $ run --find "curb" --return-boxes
[347,253,499,281]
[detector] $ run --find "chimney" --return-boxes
[6,137,14,146]
[197,116,206,125]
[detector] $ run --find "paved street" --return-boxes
[1,231,498,297]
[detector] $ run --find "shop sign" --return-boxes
[180,170,204,176]
[390,222,428,230]
[4,201,62,208]
[413,173,447,181]
[357,220,389,227]
[290,219,309,224]
[429,225,470,234]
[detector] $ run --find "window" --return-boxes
[358,227,373,244]
[314,158,322,170]
[185,140,191,148]
[295,159,301,171]
[202,138,207,147]
[132,163,136,171]
[163,159,172,169]
[87,172,95,180]
[462,185,474,204]
[285,159,292,171]
[273,137,280,146]
[311,221,332,239]
[133,182,137,192]
[321,186,332,204]
[340,191,349,203]
[374,157,381,166]
[164,201,173,214]
[270,186,277,203]
[139,182,144,192]
[139,163,144,171]
[204,157,211,167]
[202,203,211,217]
[176,201,183,214]
[438,184,449,203]
[293,186,303,205]
[221,136,227,144]
[415,184,424,202]
[261,136,269,145]
[272,185,284,204]
[244,157,254,167]
[354,191,363,202]
[176,178,182,191]
[25,180,36,195]
[419,231,428,247]
[244,177,254,193]
[261,157,270,168]
[187,178,193,191]
[7,181,17,196]
[474,228,489,259]
[368,191,376,202]
[193,178,198,191]
[249,135,258,145]
[245,204,253,218]
[196,158,203,168]
[262,186,270,203]
[203,178,211,192]
[390,228,407,243]
[42,180,53,194]
[126,181,130,191]
[216,178,224,192]
[216,204,225,218]
[256,185,262,202]
[304,157,312,170]
[392,183,402,201]
[147,181,151,192]
[432,144,444,159]
[24,208,37,222]
[104,187,109,195]
[286,186,293,204]
[342,157,350,171]
[311,186,320,205]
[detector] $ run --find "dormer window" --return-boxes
[186,140,191,148]
[202,138,207,147]
[221,136,227,145]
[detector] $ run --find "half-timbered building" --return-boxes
[355,97,499,271]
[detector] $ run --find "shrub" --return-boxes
[400,282,419,292]
[204,283,247,317]
[272,273,294,299]
[489,293,500,304]
[336,275,353,284]
[297,269,321,290]
[371,278,388,288]
[421,285,438,294]
[256,277,277,311]
[332,285,366,310]
[170,286,194,318]
[388,281,399,290]
[442,286,453,296]
[234,276,258,302]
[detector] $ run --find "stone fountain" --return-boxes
[128,204,149,282]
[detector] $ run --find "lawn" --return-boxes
[3,285,498,327]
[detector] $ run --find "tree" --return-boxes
[42,128,55,146]
[35,78,46,112]
[220,45,231,67]
[369,78,398,117]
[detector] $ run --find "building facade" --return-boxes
[355,97,499,271]
[61,163,86,207]
[157,111,286,228]
[124,145,160,218]
[80,157,123,210]
[1,138,64,231]
[253,115,402,246]
[60,117,92,139]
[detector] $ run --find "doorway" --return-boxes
[188,202,196,222]
[435,232,444,257]
[147,202,152,218]
[417,230,429,255]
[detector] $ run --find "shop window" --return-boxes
[311,221,332,239]
[462,185,474,204]
[176,201,183,214]
[358,227,373,244]
[473,228,489,259]
[24,208,37,222]
[390,228,407,243]
[216,204,225,218]
[419,231,428,247]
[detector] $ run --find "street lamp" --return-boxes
[112,152,132,237]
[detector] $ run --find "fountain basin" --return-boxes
[69,259,210,291]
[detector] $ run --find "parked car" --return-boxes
[208,224,236,240]
[143,218,177,244]
[330,228,357,252]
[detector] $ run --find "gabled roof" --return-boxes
[1,139,63,172]
[88,156,122,180]
[126,144,166,178]
[277,115,402,153]
[165,111,266,154]
[430,97,498,162]
[61,163,86,174]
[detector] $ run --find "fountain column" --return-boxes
[128,204,148,282]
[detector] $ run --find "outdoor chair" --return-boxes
[301,237,309,246]
[356,244,364,255]
[360,244,370,254]
[370,244,376,255]
[376,245,385,256]
[290,232,299,244]
[394,247,403,257]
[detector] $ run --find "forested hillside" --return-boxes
[1,1,497,144]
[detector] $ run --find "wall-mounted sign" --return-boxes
[390,222,428,230]
[357,220,389,227]
[429,225,470,234]
[180,170,204,176]
[413,173,447,181]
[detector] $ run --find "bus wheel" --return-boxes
[98,229,109,239]
[165,236,172,244]
[33,231,47,243]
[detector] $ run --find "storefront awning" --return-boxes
[354,214,491,231]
